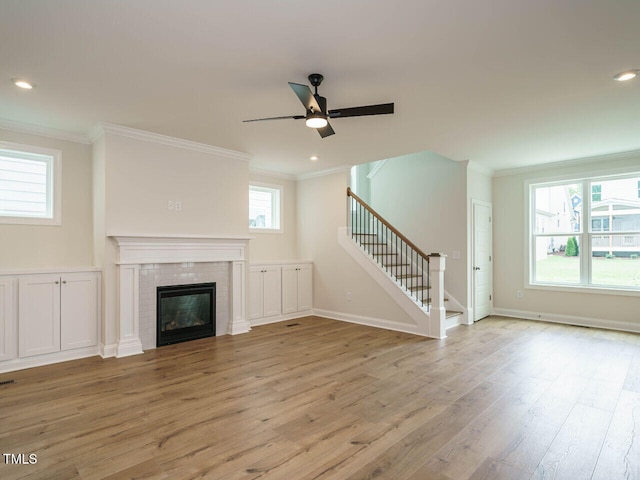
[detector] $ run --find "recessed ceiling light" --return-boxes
[613,70,639,82]
[310,156,318,161]
[13,79,35,89]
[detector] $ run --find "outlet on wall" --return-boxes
[168,200,174,210]
[516,290,523,299]
[346,291,352,301]
[175,200,182,211]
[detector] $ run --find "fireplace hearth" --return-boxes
[157,283,216,346]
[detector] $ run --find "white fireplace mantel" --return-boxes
[109,235,252,358]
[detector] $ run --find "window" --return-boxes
[0,142,61,225]
[529,173,640,291]
[249,184,282,232]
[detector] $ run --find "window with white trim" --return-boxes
[529,173,640,290]
[249,184,282,232]
[0,142,61,225]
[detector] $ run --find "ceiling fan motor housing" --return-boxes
[313,95,328,115]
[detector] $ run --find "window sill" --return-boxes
[0,216,61,226]
[249,228,283,235]
[528,282,640,297]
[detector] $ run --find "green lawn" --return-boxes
[535,255,640,286]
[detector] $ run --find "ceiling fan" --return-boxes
[243,73,394,138]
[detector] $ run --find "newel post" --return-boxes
[429,253,447,339]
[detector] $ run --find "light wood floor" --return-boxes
[1,316,639,480]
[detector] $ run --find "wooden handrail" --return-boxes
[347,187,430,262]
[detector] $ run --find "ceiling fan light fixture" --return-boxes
[613,70,639,82]
[305,114,328,129]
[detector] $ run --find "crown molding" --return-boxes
[90,122,252,162]
[296,165,352,181]
[493,149,640,178]
[466,160,494,176]
[249,166,296,181]
[0,118,91,144]
[366,159,388,179]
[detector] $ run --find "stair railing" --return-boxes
[347,187,431,307]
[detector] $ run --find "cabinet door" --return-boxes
[262,266,282,317]
[281,265,298,314]
[61,273,98,350]
[0,279,15,361]
[297,264,313,312]
[19,275,61,358]
[248,267,264,321]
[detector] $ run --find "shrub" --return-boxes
[605,253,616,259]
[631,254,638,260]
[565,236,579,257]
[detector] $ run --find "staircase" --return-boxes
[352,232,431,307]
[341,188,462,338]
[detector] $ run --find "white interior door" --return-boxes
[473,200,493,321]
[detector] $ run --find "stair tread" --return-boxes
[408,285,431,291]
[446,310,463,318]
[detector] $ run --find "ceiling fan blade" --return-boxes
[328,103,394,118]
[289,82,322,113]
[243,115,305,122]
[317,122,335,138]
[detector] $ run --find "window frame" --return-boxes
[0,141,62,226]
[526,170,640,295]
[248,182,283,233]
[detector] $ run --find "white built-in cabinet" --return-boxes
[282,264,313,314]
[19,272,98,357]
[249,262,313,324]
[249,265,282,320]
[0,268,100,372]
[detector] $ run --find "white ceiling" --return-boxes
[1,0,639,176]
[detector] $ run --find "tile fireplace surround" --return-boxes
[110,235,251,358]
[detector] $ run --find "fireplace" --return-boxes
[157,283,216,346]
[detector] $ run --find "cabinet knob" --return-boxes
[62,280,67,284]
[55,281,59,284]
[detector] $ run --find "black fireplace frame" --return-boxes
[156,282,216,347]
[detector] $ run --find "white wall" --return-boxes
[297,170,416,325]
[467,163,492,204]
[248,172,298,262]
[493,153,640,331]
[367,152,468,306]
[102,132,248,235]
[0,128,94,268]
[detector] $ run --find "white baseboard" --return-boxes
[312,308,429,337]
[116,338,144,358]
[250,310,314,327]
[492,308,640,334]
[445,314,466,330]
[100,343,117,358]
[0,346,101,374]
[228,318,252,335]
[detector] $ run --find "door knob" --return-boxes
[474,267,480,271]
